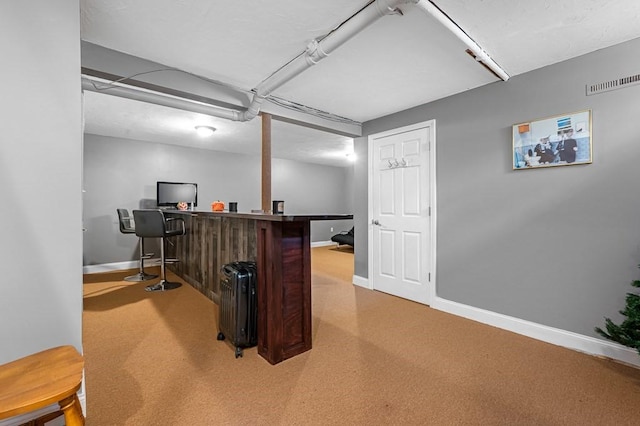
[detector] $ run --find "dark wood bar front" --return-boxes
[166,211,352,364]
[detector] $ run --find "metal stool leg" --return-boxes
[125,237,158,282]
[145,236,181,291]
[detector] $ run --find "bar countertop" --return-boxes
[166,210,353,222]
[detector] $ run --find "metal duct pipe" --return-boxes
[410,0,510,81]
[81,76,246,121]
[254,0,407,97]
[82,0,508,124]
[240,0,409,120]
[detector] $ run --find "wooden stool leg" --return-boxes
[58,394,85,426]
[25,410,64,426]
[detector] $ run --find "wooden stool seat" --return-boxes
[0,345,84,425]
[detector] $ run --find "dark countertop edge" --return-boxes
[165,210,353,222]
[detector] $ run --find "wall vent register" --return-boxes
[586,72,640,95]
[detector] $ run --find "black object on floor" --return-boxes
[216,261,258,358]
[331,227,354,247]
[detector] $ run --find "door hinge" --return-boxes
[428,273,431,282]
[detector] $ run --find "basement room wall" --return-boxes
[356,36,640,340]
[272,157,354,243]
[83,134,352,266]
[0,0,83,362]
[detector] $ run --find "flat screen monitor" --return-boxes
[156,181,198,207]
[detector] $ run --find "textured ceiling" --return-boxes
[80,0,640,166]
[83,91,354,166]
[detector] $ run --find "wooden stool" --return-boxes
[0,345,84,426]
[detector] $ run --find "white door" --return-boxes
[369,123,432,304]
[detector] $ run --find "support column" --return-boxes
[261,113,272,213]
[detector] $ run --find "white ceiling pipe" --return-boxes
[254,0,407,97]
[239,0,410,120]
[82,0,411,123]
[410,0,510,81]
[84,0,508,125]
[82,76,243,121]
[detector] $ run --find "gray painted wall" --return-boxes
[1,0,83,362]
[83,134,353,266]
[355,37,640,339]
[353,136,369,275]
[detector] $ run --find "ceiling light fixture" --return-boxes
[195,125,216,137]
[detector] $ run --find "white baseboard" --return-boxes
[353,275,640,368]
[0,390,86,426]
[311,240,336,248]
[83,259,160,274]
[431,296,640,368]
[352,274,370,289]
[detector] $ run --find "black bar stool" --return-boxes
[132,209,186,292]
[117,208,157,282]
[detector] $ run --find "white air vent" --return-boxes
[586,73,640,95]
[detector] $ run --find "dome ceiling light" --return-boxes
[195,125,216,137]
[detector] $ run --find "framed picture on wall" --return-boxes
[512,109,592,170]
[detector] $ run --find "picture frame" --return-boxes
[512,109,592,170]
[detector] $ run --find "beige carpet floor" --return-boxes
[82,246,640,425]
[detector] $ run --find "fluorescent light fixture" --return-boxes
[195,125,216,137]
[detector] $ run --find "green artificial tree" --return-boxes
[595,265,640,355]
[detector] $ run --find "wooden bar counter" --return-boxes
[166,211,352,364]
